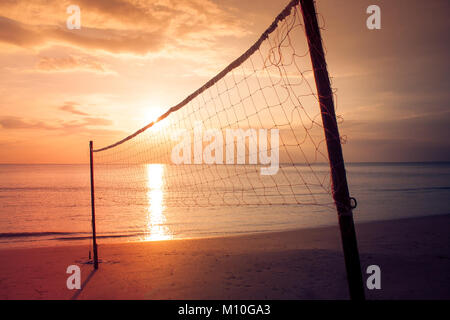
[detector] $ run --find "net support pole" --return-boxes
[89,141,99,270]
[300,0,365,300]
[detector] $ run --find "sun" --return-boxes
[143,107,161,124]
[139,105,171,129]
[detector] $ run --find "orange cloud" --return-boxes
[0,115,113,133]
[0,17,165,54]
[0,116,56,130]
[59,102,89,116]
[36,55,110,73]
[0,0,248,55]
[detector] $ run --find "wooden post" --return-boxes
[89,141,99,270]
[300,0,365,300]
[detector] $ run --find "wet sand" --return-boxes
[0,214,449,299]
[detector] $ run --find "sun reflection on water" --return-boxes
[145,164,172,241]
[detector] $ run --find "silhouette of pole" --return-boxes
[89,141,99,269]
[300,0,365,300]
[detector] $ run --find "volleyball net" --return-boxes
[91,0,339,214]
[88,0,365,299]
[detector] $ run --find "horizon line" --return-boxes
[1,161,450,166]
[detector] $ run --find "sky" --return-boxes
[0,0,449,163]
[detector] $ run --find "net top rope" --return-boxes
[93,0,301,153]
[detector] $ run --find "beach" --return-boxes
[0,214,449,300]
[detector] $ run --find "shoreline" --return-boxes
[2,212,449,251]
[0,214,449,299]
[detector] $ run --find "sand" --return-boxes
[0,214,449,300]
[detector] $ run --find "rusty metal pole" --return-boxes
[89,141,99,269]
[300,0,365,300]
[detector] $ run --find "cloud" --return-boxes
[0,16,166,54]
[0,16,41,47]
[59,102,89,116]
[0,116,57,130]
[0,0,248,55]
[75,0,160,27]
[0,115,114,133]
[36,55,110,73]
[81,117,113,126]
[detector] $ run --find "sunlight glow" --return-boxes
[142,106,169,130]
[143,108,160,125]
[145,164,172,241]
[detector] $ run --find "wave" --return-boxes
[0,187,87,192]
[0,231,147,241]
[54,232,147,241]
[370,186,450,192]
[0,231,82,238]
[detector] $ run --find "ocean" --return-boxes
[0,162,449,248]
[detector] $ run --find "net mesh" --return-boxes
[92,0,340,241]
